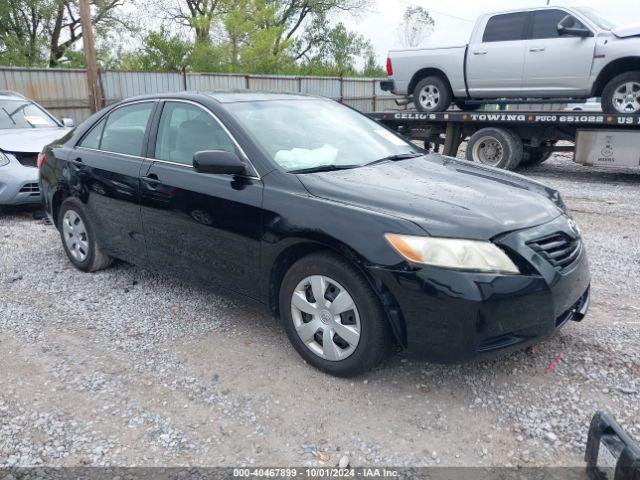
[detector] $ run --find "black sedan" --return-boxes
[39,92,590,377]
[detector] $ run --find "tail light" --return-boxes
[386,57,393,76]
[37,151,46,170]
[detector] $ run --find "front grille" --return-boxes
[19,183,40,196]
[11,152,38,167]
[527,232,581,271]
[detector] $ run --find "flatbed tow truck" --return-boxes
[370,110,640,171]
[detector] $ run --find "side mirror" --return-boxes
[193,150,246,175]
[557,15,591,38]
[61,118,75,127]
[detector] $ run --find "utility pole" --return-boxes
[79,0,103,113]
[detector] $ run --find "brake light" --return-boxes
[38,151,46,169]
[386,57,393,76]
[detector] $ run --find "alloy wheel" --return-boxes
[418,85,441,110]
[62,210,90,262]
[612,82,640,113]
[290,275,361,361]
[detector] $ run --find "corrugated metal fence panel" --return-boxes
[186,73,247,91]
[248,75,299,92]
[0,67,91,121]
[100,71,183,104]
[300,77,341,99]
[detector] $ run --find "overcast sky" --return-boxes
[344,0,634,64]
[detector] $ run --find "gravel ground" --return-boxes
[0,154,639,469]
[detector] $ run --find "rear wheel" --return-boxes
[279,252,389,377]
[413,76,452,112]
[58,198,112,272]
[466,127,523,170]
[522,143,554,167]
[602,71,640,114]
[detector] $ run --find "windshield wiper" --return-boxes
[363,152,423,167]
[289,164,360,174]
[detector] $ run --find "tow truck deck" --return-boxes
[370,110,640,171]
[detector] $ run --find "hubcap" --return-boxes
[290,275,361,361]
[62,210,89,262]
[419,84,440,110]
[612,82,640,113]
[472,136,504,166]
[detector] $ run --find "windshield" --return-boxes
[0,99,58,129]
[226,99,420,172]
[574,7,619,30]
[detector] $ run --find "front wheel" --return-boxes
[279,252,389,377]
[602,71,640,114]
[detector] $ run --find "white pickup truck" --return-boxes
[382,6,640,114]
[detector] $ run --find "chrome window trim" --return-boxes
[156,98,261,179]
[75,98,261,180]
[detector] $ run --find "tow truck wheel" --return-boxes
[466,128,523,170]
[602,71,640,114]
[522,142,555,166]
[413,77,452,112]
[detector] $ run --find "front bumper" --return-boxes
[368,215,591,363]
[0,154,41,205]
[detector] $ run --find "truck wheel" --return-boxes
[602,71,640,114]
[455,101,482,111]
[522,143,554,167]
[413,77,452,112]
[466,128,523,170]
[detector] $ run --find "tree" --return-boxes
[396,5,434,48]
[124,27,192,71]
[309,23,371,75]
[168,0,227,44]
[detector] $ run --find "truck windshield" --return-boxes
[575,7,619,30]
[226,99,420,172]
[0,99,58,129]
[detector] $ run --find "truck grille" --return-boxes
[527,232,581,271]
[12,152,38,167]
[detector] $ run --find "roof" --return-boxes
[0,90,26,99]
[205,91,318,103]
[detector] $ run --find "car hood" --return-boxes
[611,24,640,38]
[297,155,564,240]
[0,127,71,153]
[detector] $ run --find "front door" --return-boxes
[521,9,596,96]
[467,11,529,97]
[139,100,263,298]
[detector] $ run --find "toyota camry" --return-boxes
[39,92,590,377]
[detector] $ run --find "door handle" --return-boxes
[473,51,488,55]
[529,47,546,52]
[142,173,160,189]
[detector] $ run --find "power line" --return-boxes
[395,0,475,22]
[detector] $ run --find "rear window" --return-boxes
[482,12,528,42]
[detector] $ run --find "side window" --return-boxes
[154,102,236,166]
[79,117,106,149]
[482,12,528,42]
[100,102,154,156]
[532,10,588,39]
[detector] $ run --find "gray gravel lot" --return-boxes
[0,154,639,468]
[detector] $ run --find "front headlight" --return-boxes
[0,152,9,167]
[385,233,520,274]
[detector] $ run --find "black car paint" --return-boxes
[40,92,590,362]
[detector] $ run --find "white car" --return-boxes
[0,91,73,207]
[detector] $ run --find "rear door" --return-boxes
[467,12,529,96]
[73,101,156,264]
[139,100,264,298]
[521,9,596,96]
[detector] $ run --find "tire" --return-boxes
[58,198,112,272]
[466,127,523,170]
[455,101,482,111]
[601,71,640,114]
[521,142,555,167]
[413,76,452,112]
[279,252,389,377]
